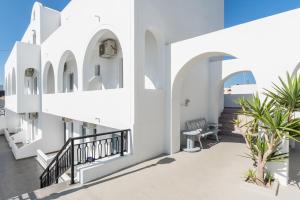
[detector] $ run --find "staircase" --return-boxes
[40,129,130,188]
[218,107,243,136]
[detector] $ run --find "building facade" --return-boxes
[3,0,300,186]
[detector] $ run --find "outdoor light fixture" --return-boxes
[181,99,191,107]
[94,15,101,22]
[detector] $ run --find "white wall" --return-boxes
[230,84,257,94]
[42,90,130,129]
[180,59,209,130]
[170,8,300,154]
[134,0,224,161]
[5,109,20,130]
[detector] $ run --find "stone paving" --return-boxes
[9,135,300,200]
[0,135,43,200]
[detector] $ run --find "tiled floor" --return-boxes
[0,135,43,200]
[8,135,300,200]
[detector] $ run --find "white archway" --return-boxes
[57,51,78,93]
[171,52,236,153]
[43,62,55,94]
[222,70,257,109]
[82,29,123,91]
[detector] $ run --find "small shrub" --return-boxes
[245,169,256,183]
[264,171,274,186]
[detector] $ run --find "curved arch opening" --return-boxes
[43,62,55,94]
[292,62,300,77]
[7,74,11,96]
[82,29,123,91]
[222,70,257,109]
[58,51,78,93]
[171,52,237,153]
[24,68,39,95]
[12,68,16,95]
[144,30,162,89]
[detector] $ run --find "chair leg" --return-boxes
[198,135,203,149]
[215,133,219,142]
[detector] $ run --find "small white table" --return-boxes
[182,130,200,152]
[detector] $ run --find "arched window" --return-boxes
[7,74,11,96]
[12,68,16,95]
[58,51,78,93]
[82,29,123,91]
[32,30,37,45]
[43,62,55,94]
[144,30,162,89]
[24,68,39,95]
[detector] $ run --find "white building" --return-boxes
[2,0,300,187]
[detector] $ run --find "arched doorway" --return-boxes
[171,52,237,153]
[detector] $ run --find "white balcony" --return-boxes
[42,89,131,129]
[5,94,39,113]
[4,42,41,114]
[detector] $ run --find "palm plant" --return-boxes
[238,73,300,186]
[264,72,300,115]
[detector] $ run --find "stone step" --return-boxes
[222,108,242,114]
[10,181,79,200]
[219,131,244,138]
[219,116,238,122]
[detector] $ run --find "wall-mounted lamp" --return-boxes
[181,99,191,107]
[95,117,101,124]
[94,15,101,22]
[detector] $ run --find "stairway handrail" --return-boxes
[39,129,131,186]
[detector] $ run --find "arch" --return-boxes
[32,30,37,45]
[82,29,123,91]
[11,68,16,95]
[171,52,236,153]
[292,62,300,77]
[222,70,256,86]
[7,73,11,96]
[43,62,55,94]
[31,2,42,21]
[57,50,78,93]
[24,68,39,95]
[144,30,162,89]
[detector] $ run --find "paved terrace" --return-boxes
[0,136,43,200]
[11,136,300,200]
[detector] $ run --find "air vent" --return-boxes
[99,39,117,58]
[25,68,35,77]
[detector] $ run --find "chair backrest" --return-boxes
[186,118,207,131]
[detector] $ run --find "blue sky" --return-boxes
[1,0,300,85]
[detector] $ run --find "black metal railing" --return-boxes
[40,129,130,188]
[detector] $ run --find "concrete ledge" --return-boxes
[240,180,280,197]
[78,154,134,184]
